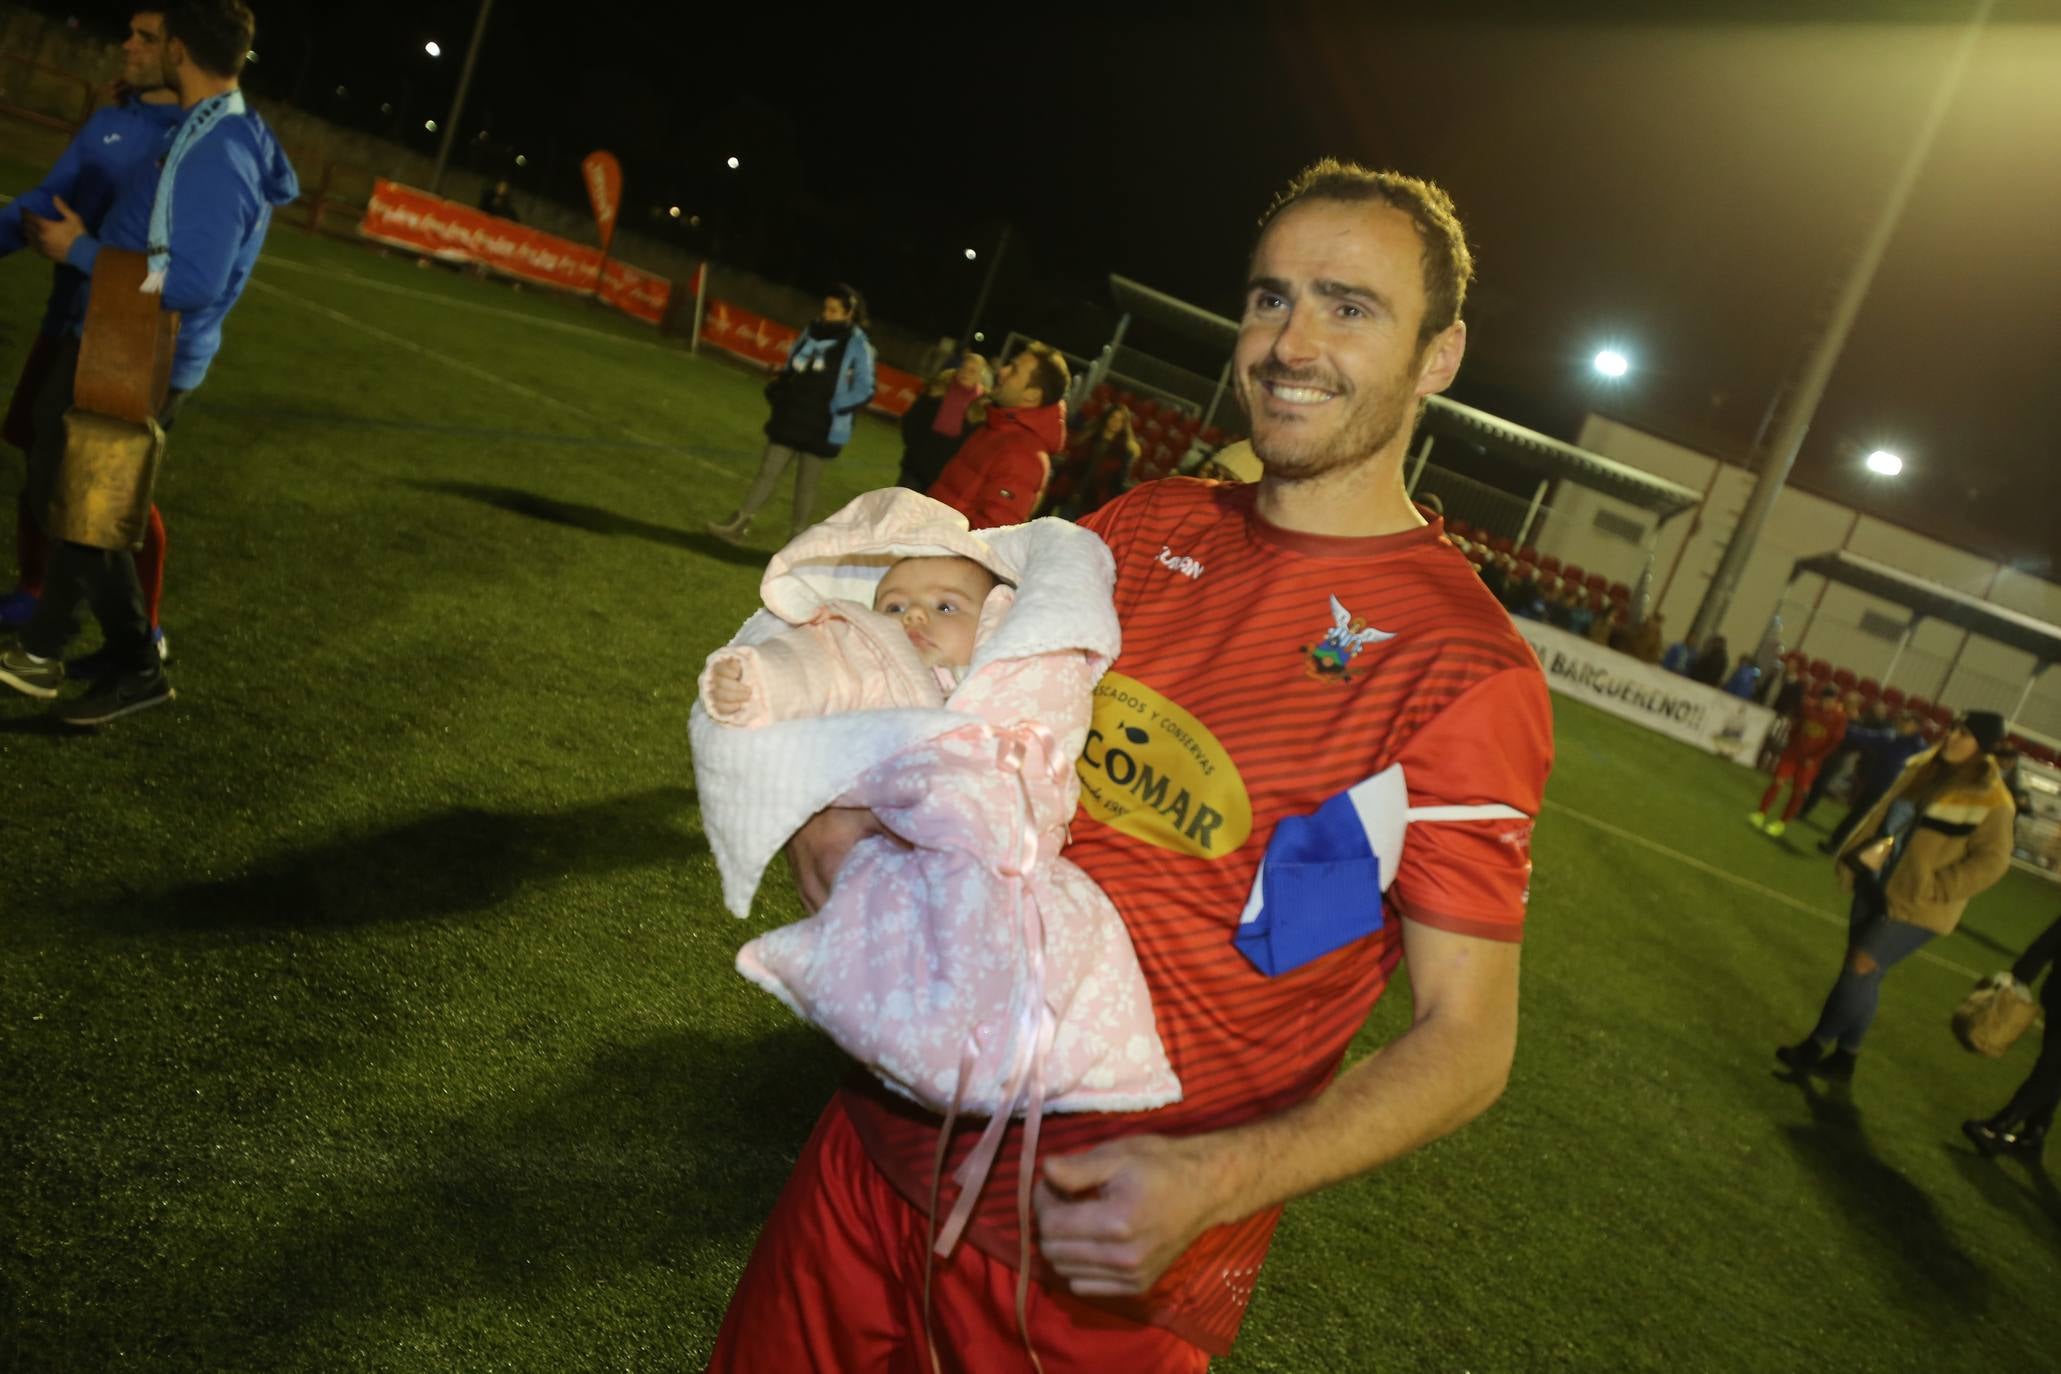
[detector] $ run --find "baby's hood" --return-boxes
[759,488,1018,625]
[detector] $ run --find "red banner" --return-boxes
[359,179,677,326]
[581,151,622,253]
[697,299,923,417]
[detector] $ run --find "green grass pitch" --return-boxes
[4,152,2059,1372]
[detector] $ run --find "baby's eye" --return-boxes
[936,602,959,615]
[879,599,905,613]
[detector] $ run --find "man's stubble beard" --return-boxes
[1241,354,1424,484]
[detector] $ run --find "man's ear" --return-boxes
[1414,320,1467,399]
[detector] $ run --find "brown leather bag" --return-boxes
[42,246,181,551]
[1952,975,2040,1057]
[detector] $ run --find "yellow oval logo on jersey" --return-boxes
[1076,672,1252,859]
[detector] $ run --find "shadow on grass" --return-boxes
[231,1023,839,1357]
[1776,1071,1991,1314]
[409,479,767,568]
[1945,1141,2061,1235]
[85,785,703,932]
[1952,922,2018,960]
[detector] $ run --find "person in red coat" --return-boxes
[926,341,1070,529]
[1751,681,1848,837]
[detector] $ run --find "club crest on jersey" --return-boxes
[1302,594,1394,682]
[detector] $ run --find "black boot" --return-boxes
[1818,1048,1858,1082]
[1998,1122,2048,1160]
[1776,1039,1826,1072]
[1962,1118,2009,1156]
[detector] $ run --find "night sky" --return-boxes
[46,0,2061,570]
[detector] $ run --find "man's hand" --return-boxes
[26,196,86,264]
[784,806,898,914]
[1033,1134,1227,1296]
[705,659,752,716]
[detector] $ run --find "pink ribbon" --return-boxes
[922,720,1068,1374]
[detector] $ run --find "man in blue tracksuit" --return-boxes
[1816,709,1932,853]
[0,0,297,726]
[0,9,184,630]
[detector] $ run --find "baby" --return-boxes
[701,554,999,725]
[690,488,1179,1130]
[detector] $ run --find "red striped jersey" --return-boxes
[842,478,1553,1354]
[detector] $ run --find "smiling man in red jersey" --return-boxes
[710,160,1554,1373]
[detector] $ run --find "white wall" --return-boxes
[1573,415,2061,738]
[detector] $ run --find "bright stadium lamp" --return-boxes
[424,119,437,132]
[964,248,977,261]
[1592,348,1630,379]
[425,40,442,57]
[514,154,526,166]
[1865,449,1904,476]
[726,155,740,170]
[669,206,682,218]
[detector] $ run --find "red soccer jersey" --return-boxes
[1784,696,1849,763]
[842,479,1553,1354]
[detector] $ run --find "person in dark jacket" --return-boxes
[1816,710,1929,853]
[1046,404,1140,519]
[1963,913,2061,1160]
[708,284,876,543]
[894,353,989,492]
[1687,634,1730,686]
[479,179,519,221]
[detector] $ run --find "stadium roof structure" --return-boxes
[1096,276,1702,521]
[1789,550,2061,666]
[1417,396,1704,521]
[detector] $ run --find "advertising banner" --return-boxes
[581,151,622,253]
[696,299,924,418]
[1515,619,1776,767]
[359,179,674,326]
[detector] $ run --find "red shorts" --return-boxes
[706,1096,1211,1374]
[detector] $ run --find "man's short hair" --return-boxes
[1258,159,1474,348]
[165,0,256,79]
[1022,341,1069,407]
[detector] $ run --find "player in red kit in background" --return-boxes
[1752,681,1850,838]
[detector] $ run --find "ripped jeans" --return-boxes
[1809,889,1936,1053]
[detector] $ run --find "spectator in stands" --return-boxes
[1046,404,1139,518]
[1478,549,1513,606]
[895,352,990,493]
[1816,710,1928,853]
[926,341,1068,529]
[1556,583,1594,637]
[707,284,877,544]
[0,8,183,647]
[1507,567,1547,621]
[0,0,298,726]
[1586,598,1615,646]
[1964,912,2061,1160]
[1661,638,1692,674]
[1779,712,2016,1082]
[1687,634,1730,686]
[1722,654,1761,700]
[479,178,519,221]
[1750,682,1848,838]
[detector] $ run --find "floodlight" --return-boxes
[425,41,442,57]
[1865,449,1904,476]
[1592,349,1630,379]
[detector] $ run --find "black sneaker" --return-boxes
[54,666,174,727]
[1775,1040,1825,1072]
[1963,1119,2007,1156]
[1998,1124,2047,1160]
[0,645,64,699]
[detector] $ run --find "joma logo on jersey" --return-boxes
[1301,594,1395,683]
[1156,546,1204,579]
[1077,673,1252,859]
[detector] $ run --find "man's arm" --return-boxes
[1034,920,1517,1295]
[0,129,90,257]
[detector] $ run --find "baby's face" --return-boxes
[873,557,995,670]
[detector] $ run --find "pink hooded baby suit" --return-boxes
[689,490,1181,1139]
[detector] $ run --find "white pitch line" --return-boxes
[244,277,732,478]
[1541,799,1984,980]
[255,251,685,356]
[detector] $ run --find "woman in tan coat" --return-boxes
[1777,710,2016,1082]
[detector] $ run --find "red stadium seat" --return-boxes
[1447,517,1472,539]
[1832,667,1856,691]
[1537,555,1561,575]
[1906,695,1932,717]
[1518,546,1540,566]
[1809,659,1832,681]
[1880,686,1906,710]
[1932,703,1955,726]
[1490,535,1514,555]
[1585,571,1609,592]
[1560,564,1586,586]
[1608,582,1632,603]
[1857,678,1881,700]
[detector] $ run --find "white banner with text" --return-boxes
[1515,620,1775,767]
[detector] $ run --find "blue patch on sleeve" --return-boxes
[1233,790,1386,977]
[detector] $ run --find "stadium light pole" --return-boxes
[429,0,496,196]
[962,222,1009,353]
[1685,0,1993,651]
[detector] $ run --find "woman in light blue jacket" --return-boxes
[709,284,876,542]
